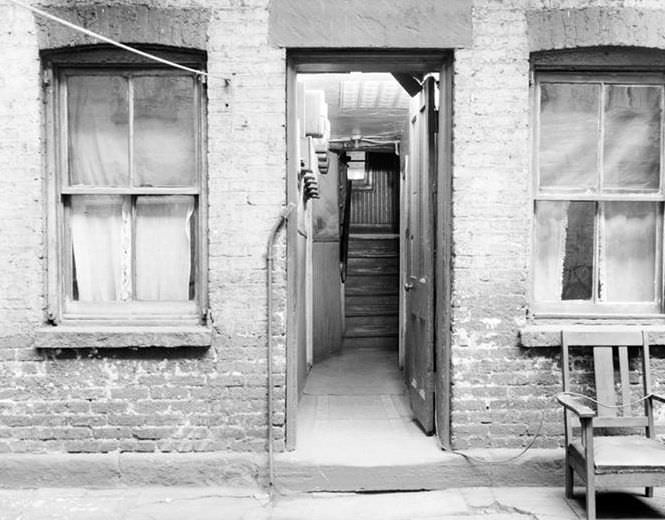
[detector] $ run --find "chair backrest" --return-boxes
[561,329,653,442]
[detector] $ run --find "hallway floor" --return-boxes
[291,347,444,465]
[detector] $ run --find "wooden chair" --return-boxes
[557,329,665,520]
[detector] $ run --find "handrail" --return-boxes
[340,179,352,283]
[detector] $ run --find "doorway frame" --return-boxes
[285,50,453,450]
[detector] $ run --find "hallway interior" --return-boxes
[292,347,442,465]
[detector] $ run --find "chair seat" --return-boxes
[571,436,665,474]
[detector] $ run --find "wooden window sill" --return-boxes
[520,324,665,347]
[34,325,212,349]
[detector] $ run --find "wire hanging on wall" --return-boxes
[5,0,230,84]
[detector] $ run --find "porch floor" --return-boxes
[289,347,444,465]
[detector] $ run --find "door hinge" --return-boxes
[42,68,52,88]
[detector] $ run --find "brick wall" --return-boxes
[3,0,665,459]
[449,0,665,449]
[0,0,288,455]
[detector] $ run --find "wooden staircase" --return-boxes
[343,234,399,350]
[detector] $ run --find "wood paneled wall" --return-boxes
[312,153,344,362]
[350,152,400,233]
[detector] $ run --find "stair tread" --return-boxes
[346,290,398,296]
[345,311,399,316]
[345,274,399,279]
[348,250,398,256]
[349,233,399,239]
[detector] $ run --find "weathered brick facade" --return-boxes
[451,0,665,450]
[0,1,288,459]
[2,0,665,485]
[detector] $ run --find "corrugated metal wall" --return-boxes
[350,152,400,232]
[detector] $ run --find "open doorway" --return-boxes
[285,53,452,462]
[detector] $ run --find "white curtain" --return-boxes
[71,196,194,303]
[534,201,569,301]
[135,196,194,301]
[68,75,194,303]
[600,202,657,302]
[71,197,125,302]
[69,76,129,302]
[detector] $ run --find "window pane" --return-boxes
[539,83,599,191]
[135,196,195,301]
[600,202,659,302]
[68,76,129,186]
[70,196,126,301]
[534,201,595,301]
[604,85,661,191]
[134,76,196,187]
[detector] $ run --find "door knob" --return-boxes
[404,282,414,291]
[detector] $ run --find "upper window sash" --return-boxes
[534,73,665,198]
[57,69,202,191]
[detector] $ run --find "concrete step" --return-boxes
[274,449,564,492]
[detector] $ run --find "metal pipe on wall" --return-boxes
[266,203,296,488]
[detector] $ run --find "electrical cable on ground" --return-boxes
[559,390,654,409]
[4,0,229,82]
[449,406,547,465]
[448,390,654,465]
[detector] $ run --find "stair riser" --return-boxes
[345,275,399,296]
[345,298,399,316]
[347,257,399,275]
[345,315,398,337]
[348,238,399,251]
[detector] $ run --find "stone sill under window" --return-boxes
[34,326,213,349]
[520,324,665,347]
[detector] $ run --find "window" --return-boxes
[533,73,664,315]
[46,49,206,324]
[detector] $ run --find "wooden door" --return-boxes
[404,77,437,434]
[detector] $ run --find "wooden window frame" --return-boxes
[43,47,208,326]
[532,70,665,318]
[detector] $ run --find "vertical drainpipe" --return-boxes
[266,203,296,488]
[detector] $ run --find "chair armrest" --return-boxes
[650,393,665,404]
[556,393,596,418]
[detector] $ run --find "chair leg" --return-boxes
[565,462,574,498]
[646,487,654,498]
[586,480,596,520]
